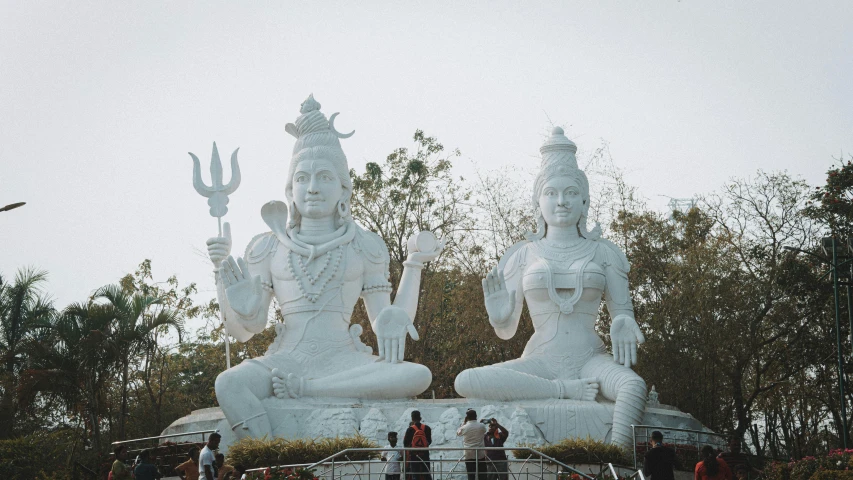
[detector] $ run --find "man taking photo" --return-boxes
[457,409,487,480]
[483,418,510,480]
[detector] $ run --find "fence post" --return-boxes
[632,424,638,470]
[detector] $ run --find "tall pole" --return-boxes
[831,237,849,449]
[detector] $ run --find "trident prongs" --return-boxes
[190,142,241,225]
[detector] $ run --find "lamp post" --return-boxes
[784,237,853,449]
[0,202,26,212]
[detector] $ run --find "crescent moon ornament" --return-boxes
[329,112,355,138]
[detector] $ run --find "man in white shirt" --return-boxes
[198,432,221,480]
[380,431,402,480]
[456,409,487,480]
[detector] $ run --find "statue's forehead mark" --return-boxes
[294,159,336,176]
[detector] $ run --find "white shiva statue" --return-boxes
[453,127,647,448]
[206,95,440,439]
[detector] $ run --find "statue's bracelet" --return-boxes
[403,259,425,270]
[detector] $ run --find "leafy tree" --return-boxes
[0,268,54,438]
[807,157,853,238]
[92,283,185,439]
[22,300,117,453]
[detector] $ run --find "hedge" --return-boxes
[226,435,379,470]
[512,437,630,466]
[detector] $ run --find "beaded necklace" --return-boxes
[286,245,343,303]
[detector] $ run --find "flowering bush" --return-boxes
[264,466,318,480]
[764,448,853,480]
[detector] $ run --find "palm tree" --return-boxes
[21,300,116,453]
[92,284,185,440]
[0,268,54,439]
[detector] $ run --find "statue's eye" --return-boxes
[296,175,308,183]
[321,174,333,181]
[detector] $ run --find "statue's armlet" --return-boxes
[355,228,392,296]
[597,239,633,313]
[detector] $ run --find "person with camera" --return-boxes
[457,409,487,480]
[483,418,510,480]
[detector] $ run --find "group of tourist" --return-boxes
[643,431,757,480]
[381,409,509,480]
[109,433,248,480]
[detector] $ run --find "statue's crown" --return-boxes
[285,94,354,154]
[539,126,579,170]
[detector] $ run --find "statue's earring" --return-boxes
[336,200,350,227]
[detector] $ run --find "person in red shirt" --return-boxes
[695,445,732,480]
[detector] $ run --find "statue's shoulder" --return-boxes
[352,225,390,265]
[594,237,630,273]
[244,231,278,264]
[499,240,532,277]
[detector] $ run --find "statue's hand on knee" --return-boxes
[561,377,600,401]
[221,255,263,318]
[374,305,419,364]
[610,314,645,368]
[482,266,516,326]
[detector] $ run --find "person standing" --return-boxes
[403,410,432,480]
[717,438,751,476]
[198,432,222,480]
[642,431,679,480]
[133,449,163,480]
[111,445,132,480]
[381,431,403,480]
[457,409,487,480]
[695,445,732,480]
[175,447,200,480]
[483,418,510,480]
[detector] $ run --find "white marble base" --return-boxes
[162,399,706,455]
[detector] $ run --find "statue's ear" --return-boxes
[261,200,289,244]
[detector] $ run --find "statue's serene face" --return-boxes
[292,159,344,219]
[539,175,584,228]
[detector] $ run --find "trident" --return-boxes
[190,142,241,369]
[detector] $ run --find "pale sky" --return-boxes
[1,1,851,316]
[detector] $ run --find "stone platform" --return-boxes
[161,398,708,454]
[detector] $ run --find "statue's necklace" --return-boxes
[286,245,343,303]
[534,237,596,261]
[533,238,597,314]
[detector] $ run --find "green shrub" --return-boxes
[789,456,819,480]
[810,470,853,480]
[764,461,792,480]
[512,437,630,466]
[226,435,379,469]
[0,430,74,480]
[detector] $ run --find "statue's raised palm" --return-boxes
[221,255,263,318]
[482,266,516,326]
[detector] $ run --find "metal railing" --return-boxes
[630,424,727,470]
[109,429,216,477]
[110,429,217,446]
[607,463,646,480]
[246,446,600,479]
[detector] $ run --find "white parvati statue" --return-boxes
[453,127,647,448]
[207,95,440,439]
